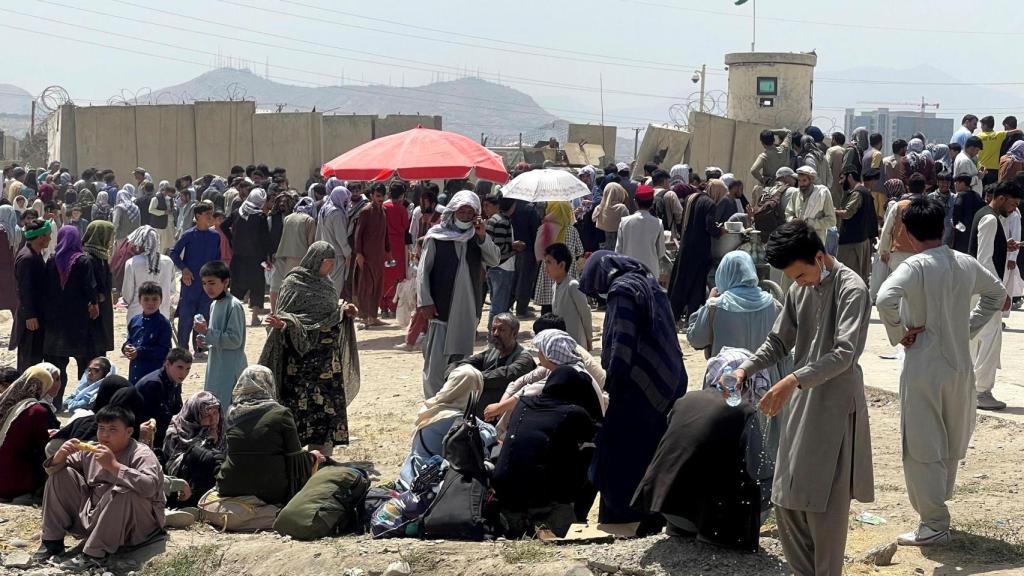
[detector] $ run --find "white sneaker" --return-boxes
[897,526,950,546]
[164,509,196,529]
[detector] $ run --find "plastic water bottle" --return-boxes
[194,314,207,348]
[721,367,742,407]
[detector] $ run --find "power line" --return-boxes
[623,0,1022,37]
[276,0,699,70]
[53,0,713,102]
[216,0,700,74]
[0,15,653,128]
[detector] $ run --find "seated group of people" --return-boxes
[0,250,785,569]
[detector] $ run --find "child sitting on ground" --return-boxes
[122,282,173,385]
[193,261,247,410]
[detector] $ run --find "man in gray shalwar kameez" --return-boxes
[876,198,1005,547]
[418,191,499,398]
[734,220,874,576]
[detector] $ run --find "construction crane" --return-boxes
[857,97,940,116]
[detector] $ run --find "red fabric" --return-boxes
[380,200,411,313]
[110,238,135,292]
[215,226,233,265]
[321,127,509,183]
[0,403,54,499]
[0,236,17,312]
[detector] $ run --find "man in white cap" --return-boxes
[786,165,837,249]
[616,162,638,213]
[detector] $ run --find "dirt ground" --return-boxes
[1,304,1023,576]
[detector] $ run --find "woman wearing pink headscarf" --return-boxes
[42,225,99,407]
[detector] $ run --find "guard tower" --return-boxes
[724,52,817,130]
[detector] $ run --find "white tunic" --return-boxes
[876,246,1004,462]
[122,253,177,321]
[614,210,665,275]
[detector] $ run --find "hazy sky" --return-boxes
[5,0,1024,128]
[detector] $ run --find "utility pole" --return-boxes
[29,100,36,147]
[699,64,707,114]
[634,127,641,160]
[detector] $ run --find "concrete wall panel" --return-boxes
[321,115,374,163]
[74,106,138,184]
[633,125,690,178]
[373,114,441,138]
[135,105,197,184]
[47,104,77,174]
[253,112,322,185]
[688,112,735,178]
[195,101,254,177]
[567,124,617,163]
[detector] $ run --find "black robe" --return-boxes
[10,245,47,368]
[632,388,766,552]
[87,255,115,356]
[229,213,273,304]
[42,255,97,358]
[668,193,718,320]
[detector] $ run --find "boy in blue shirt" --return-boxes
[122,282,172,385]
[170,202,221,361]
[194,260,247,409]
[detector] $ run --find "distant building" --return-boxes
[844,108,954,146]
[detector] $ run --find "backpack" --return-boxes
[197,489,280,533]
[273,466,371,540]
[752,184,788,237]
[420,392,492,540]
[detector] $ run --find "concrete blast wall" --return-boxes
[194,101,255,177]
[253,112,322,185]
[567,124,617,163]
[321,115,374,162]
[135,105,197,182]
[373,115,441,138]
[74,106,138,185]
[50,103,444,184]
[632,125,690,179]
[688,112,772,201]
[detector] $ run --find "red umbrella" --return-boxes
[321,126,509,183]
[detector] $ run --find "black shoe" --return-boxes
[32,540,65,562]
[59,553,105,573]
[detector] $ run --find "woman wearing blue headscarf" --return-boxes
[687,250,790,384]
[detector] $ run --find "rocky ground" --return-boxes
[1,306,1023,576]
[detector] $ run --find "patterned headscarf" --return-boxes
[883,178,907,201]
[116,188,141,222]
[533,329,582,366]
[0,205,20,255]
[423,190,481,243]
[82,220,116,261]
[54,225,86,289]
[164,391,226,471]
[127,225,161,274]
[239,187,266,220]
[227,366,279,427]
[93,191,112,222]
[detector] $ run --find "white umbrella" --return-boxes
[498,169,591,203]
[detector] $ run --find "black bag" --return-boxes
[273,466,370,540]
[421,392,491,540]
[753,184,787,237]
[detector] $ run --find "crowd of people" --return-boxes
[0,112,1020,574]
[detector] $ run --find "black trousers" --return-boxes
[43,353,91,409]
[512,251,538,315]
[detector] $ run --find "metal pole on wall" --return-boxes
[699,64,706,114]
[751,0,756,51]
[634,127,640,159]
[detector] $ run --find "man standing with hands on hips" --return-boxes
[731,219,874,576]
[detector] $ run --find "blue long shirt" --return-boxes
[123,311,172,385]
[169,226,222,297]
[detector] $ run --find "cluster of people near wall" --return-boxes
[0,113,1020,575]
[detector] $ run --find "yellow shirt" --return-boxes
[977,130,1008,170]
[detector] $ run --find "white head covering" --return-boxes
[795,165,817,179]
[423,190,480,243]
[239,187,267,219]
[414,364,482,431]
[669,164,690,182]
[720,173,737,189]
